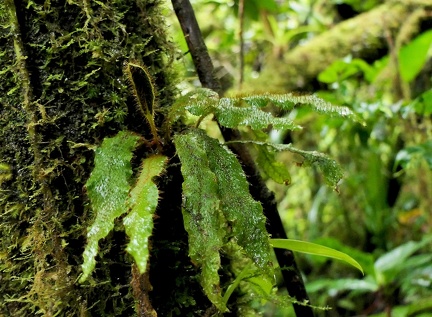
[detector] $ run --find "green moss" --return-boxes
[0,0,204,316]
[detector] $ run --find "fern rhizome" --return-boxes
[79,62,360,312]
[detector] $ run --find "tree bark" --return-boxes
[0,1,207,315]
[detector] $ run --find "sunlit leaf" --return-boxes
[240,93,359,122]
[226,140,343,189]
[175,131,227,312]
[318,58,375,83]
[270,239,364,274]
[256,147,291,185]
[411,89,432,116]
[166,88,219,128]
[313,237,375,276]
[395,141,432,170]
[123,154,167,274]
[399,30,432,82]
[374,235,432,273]
[307,278,378,294]
[80,131,140,283]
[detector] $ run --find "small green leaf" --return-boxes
[175,131,227,312]
[166,88,219,128]
[399,30,432,82]
[226,140,344,189]
[80,131,140,283]
[256,147,291,185]
[270,239,364,275]
[240,93,359,122]
[0,163,12,186]
[123,154,167,274]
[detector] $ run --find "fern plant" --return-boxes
[79,63,363,313]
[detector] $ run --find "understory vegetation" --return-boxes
[1,0,431,316]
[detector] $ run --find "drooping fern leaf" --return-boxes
[175,129,273,279]
[80,131,141,283]
[257,146,292,185]
[167,90,360,133]
[124,154,167,274]
[240,93,360,120]
[227,140,344,189]
[253,130,291,185]
[174,130,227,312]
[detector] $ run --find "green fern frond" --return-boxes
[165,88,219,129]
[240,93,359,120]
[124,154,167,274]
[174,130,227,312]
[80,131,141,283]
[167,89,360,134]
[226,140,343,189]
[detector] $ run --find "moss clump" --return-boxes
[0,0,206,315]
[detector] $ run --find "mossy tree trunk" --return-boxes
[0,1,209,315]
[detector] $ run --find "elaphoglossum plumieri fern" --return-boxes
[79,64,363,312]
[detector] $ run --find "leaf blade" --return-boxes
[175,131,227,312]
[270,239,364,274]
[198,130,273,275]
[80,131,140,283]
[123,154,167,274]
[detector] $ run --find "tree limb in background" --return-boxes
[171,0,315,316]
[255,0,432,92]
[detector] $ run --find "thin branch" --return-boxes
[171,1,314,316]
[170,0,221,94]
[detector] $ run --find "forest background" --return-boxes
[171,0,432,316]
[0,0,431,316]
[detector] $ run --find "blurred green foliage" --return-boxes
[168,0,432,315]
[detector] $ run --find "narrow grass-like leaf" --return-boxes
[123,154,167,274]
[270,239,364,275]
[124,61,159,141]
[195,129,273,275]
[80,131,140,283]
[226,140,343,189]
[174,131,227,312]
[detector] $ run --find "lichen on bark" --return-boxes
[0,0,205,315]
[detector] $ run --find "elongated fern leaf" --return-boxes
[167,89,359,133]
[227,140,344,189]
[175,131,227,312]
[124,154,167,274]
[176,129,273,276]
[199,130,273,275]
[80,131,141,283]
[240,92,359,120]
